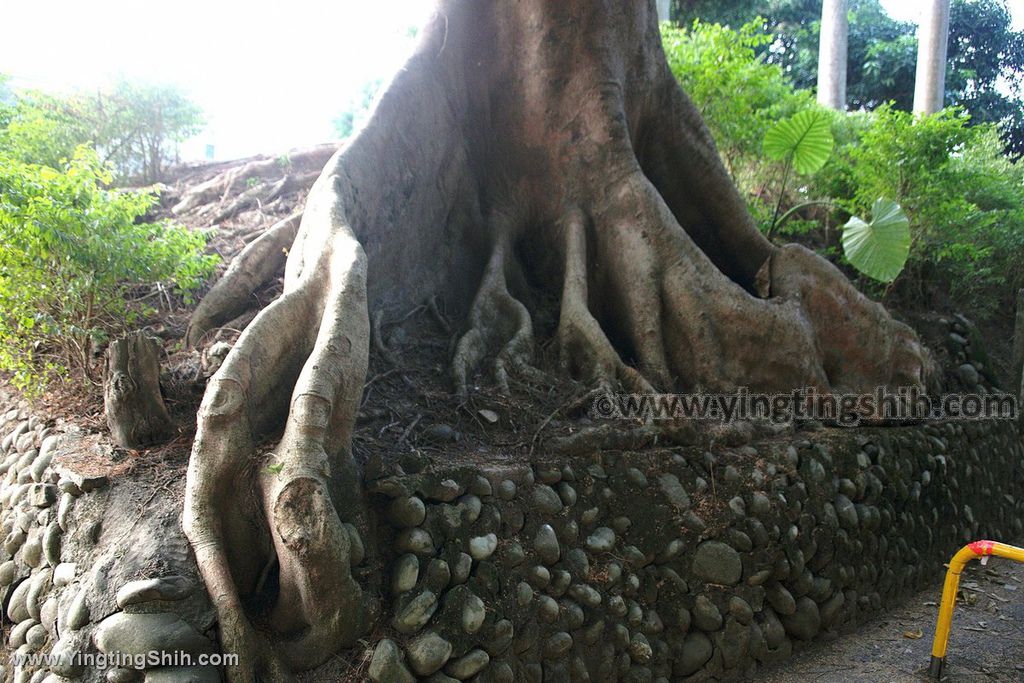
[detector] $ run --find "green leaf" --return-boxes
[842,198,911,283]
[266,462,284,475]
[763,110,835,175]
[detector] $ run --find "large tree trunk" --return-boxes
[181,1,931,679]
[914,0,952,115]
[817,0,849,110]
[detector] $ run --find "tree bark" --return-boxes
[186,213,302,347]
[914,0,951,115]
[817,0,849,110]
[104,332,173,448]
[181,1,932,679]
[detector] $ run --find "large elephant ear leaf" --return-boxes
[842,198,911,283]
[763,109,835,175]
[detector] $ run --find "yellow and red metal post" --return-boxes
[930,540,1024,679]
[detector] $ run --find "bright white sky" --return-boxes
[0,0,1021,161]
[0,0,434,159]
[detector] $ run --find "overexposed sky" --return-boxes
[0,0,433,159]
[0,0,1021,160]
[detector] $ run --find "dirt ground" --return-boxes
[763,557,1024,682]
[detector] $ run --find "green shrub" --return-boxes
[661,20,814,179]
[1,79,203,184]
[662,20,1024,314]
[0,140,217,393]
[0,96,88,170]
[818,106,1024,308]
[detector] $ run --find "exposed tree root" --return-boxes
[211,171,320,224]
[371,309,401,368]
[183,162,372,681]
[541,170,927,397]
[186,213,302,348]
[182,2,932,679]
[556,210,658,394]
[452,233,536,396]
[172,145,336,217]
[427,295,451,334]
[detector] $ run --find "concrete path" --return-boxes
[763,557,1024,682]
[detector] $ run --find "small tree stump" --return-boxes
[104,332,173,448]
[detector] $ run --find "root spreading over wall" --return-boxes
[167,0,943,679]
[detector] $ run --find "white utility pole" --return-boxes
[817,0,849,110]
[913,0,952,115]
[657,0,670,22]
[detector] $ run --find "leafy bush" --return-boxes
[818,106,1024,307]
[2,80,203,184]
[763,111,910,282]
[674,0,1024,156]
[662,21,1024,314]
[662,19,814,178]
[0,117,217,393]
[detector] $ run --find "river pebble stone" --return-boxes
[534,524,560,565]
[392,591,438,635]
[468,533,497,561]
[368,639,414,683]
[405,631,453,676]
[94,613,216,659]
[444,649,489,680]
[115,575,194,608]
[691,541,742,585]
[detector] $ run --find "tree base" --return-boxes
[180,1,931,678]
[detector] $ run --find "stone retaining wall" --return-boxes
[0,405,1020,682]
[0,409,214,683]
[362,420,1024,682]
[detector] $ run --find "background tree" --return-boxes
[818,0,850,108]
[945,0,1024,152]
[79,81,204,183]
[674,0,1024,154]
[915,0,953,114]
[332,79,383,139]
[5,80,203,183]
